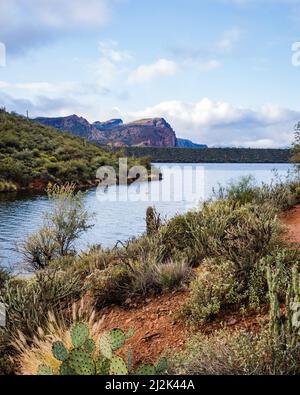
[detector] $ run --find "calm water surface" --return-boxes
[0,163,294,269]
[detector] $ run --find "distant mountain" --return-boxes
[176,138,208,148]
[34,115,91,139]
[91,118,177,148]
[92,119,123,131]
[33,115,206,148]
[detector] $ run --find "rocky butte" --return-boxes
[34,114,207,148]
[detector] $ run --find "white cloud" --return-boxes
[98,40,133,63]
[118,98,299,148]
[198,59,221,71]
[128,59,179,83]
[94,41,133,92]
[216,28,241,52]
[0,0,112,53]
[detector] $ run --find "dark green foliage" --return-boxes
[122,146,292,164]
[0,111,150,190]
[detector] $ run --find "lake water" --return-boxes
[0,163,295,270]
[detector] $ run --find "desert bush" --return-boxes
[153,260,194,291]
[182,259,245,323]
[159,200,284,269]
[1,268,85,338]
[20,184,93,270]
[20,227,58,271]
[214,174,300,212]
[190,201,283,275]
[214,175,257,205]
[169,326,300,375]
[74,246,121,277]
[45,183,93,256]
[85,264,132,308]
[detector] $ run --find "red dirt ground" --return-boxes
[99,291,189,365]
[97,292,269,365]
[282,204,300,243]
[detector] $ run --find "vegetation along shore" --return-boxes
[0,130,299,375]
[0,110,153,193]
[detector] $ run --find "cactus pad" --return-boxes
[110,328,126,350]
[70,322,89,348]
[99,333,113,359]
[52,341,68,362]
[69,349,95,375]
[59,361,75,376]
[81,338,96,354]
[156,357,168,373]
[109,356,128,375]
[37,364,53,375]
[96,356,111,375]
[135,364,156,375]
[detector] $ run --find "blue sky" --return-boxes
[1,0,300,147]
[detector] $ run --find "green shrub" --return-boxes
[85,264,132,308]
[214,175,257,205]
[153,260,194,291]
[182,259,245,323]
[169,325,300,375]
[20,184,93,270]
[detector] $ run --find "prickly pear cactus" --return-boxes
[96,355,111,375]
[37,323,168,376]
[71,323,89,348]
[69,349,95,375]
[59,361,75,376]
[156,357,168,374]
[135,364,157,375]
[109,356,128,375]
[110,328,126,350]
[52,341,68,362]
[81,338,96,354]
[99,333,113,359]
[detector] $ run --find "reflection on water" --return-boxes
[0,163,294,269]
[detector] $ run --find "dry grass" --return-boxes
[12,299,104,375]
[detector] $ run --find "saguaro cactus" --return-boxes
[146,207,161,237]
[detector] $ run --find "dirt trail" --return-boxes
[282,204,300,243]
[99,291,189,366]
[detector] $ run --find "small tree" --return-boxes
[45,184,93,256]
[21,184,93,270]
